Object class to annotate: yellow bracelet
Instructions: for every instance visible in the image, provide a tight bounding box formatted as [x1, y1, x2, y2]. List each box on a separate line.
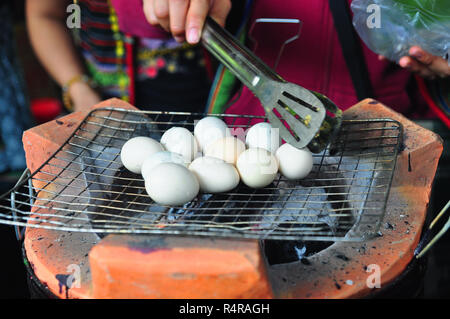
[62, 74, 94, 112]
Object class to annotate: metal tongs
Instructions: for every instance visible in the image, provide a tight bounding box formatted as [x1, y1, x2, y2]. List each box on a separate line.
[201, 16, 342, 152]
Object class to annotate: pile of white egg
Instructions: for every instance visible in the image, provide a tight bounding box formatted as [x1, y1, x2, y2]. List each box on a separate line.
[120, 117, 314, 206]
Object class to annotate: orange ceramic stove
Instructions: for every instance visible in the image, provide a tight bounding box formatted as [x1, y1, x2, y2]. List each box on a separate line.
[3, 98, 443, 298]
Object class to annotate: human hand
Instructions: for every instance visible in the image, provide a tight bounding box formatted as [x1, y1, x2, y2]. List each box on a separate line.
[142, 0, 231, 44]
[379, 46, 450, 80]
[70, 81, 102, 113]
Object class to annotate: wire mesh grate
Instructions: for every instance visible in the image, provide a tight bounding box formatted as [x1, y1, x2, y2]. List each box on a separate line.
[0, 107, 402, 241]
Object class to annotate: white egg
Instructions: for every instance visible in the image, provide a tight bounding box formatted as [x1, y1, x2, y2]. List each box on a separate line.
[245, 122, 281, 154]
[194, 116, 231, 151]
[145, 163, 199, 206]
[160, 127, 198, 162]
[141, 151, 188, 180]
[275, 143, 313, 180]
[120, 136, 164, 174]
[189, 156, 240, 193]
[194, 150, 203, 160]
[236, 148, 279, 189]
[204, 136, 246, 165]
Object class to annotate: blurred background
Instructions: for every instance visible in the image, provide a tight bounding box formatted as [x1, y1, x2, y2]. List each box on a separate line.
[0, 0, 448, 298]
[0, 0, 61, 299]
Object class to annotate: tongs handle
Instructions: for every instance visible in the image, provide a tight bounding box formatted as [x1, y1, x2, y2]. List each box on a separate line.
[201, 16, 282, 92]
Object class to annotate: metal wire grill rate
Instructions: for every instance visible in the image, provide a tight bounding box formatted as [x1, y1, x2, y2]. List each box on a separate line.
[0, 108, 402, 241]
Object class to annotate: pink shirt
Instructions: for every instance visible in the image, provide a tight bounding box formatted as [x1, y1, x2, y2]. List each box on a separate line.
[225, 0, 431, 120]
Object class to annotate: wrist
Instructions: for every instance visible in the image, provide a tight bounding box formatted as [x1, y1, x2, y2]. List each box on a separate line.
[69, 80, 93, 99]
[62, 74, 97, 111]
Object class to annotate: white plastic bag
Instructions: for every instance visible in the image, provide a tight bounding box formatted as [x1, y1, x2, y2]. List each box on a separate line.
[351, 0, 450, 62]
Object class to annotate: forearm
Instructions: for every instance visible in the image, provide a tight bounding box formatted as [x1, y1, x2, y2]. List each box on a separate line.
[26, 0, 101, 112]
[26, 0, 85, 87]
